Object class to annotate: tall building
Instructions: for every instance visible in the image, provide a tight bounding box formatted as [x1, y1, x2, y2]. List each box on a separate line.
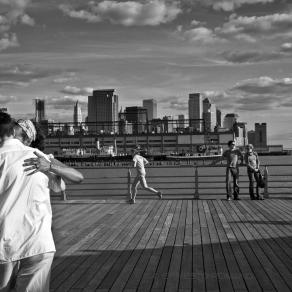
[216, 109, 222, 127]
[178, 114, 185, 131]
[202, 98, 216, 132]
[188, 93, 203, 131]
[162, 115, 174, 133]
[124, 106, 147, 134]
[142, 99, 157, 121]
[73, 100, 82, 126]
[248, 130, 255, 145]
[223, 113, 238, 129]
[35, 99, 45, 122]
[255, 123, 267, 148]
[88, 89, 119, 134]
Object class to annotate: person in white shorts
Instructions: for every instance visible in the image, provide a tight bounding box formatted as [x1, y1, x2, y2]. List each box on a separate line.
[129, 147, 162, 204]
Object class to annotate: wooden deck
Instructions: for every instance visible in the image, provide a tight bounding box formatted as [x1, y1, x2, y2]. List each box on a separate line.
[51, 199, 292, 292]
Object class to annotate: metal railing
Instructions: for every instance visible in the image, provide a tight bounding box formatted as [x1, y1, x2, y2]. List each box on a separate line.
[52, 164, 292, 200]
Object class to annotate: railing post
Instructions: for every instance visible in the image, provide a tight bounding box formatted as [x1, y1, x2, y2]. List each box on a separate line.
[61, 190, 67, 201]
[194, 166, 199, 199]
[127, 168, 132, 199]
[264, 166, 269, 198]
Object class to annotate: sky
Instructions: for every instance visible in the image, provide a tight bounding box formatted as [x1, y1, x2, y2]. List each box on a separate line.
[0, 0, 291, 147]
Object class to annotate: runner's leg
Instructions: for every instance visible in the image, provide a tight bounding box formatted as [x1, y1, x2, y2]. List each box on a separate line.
[131, 175, 140, 201]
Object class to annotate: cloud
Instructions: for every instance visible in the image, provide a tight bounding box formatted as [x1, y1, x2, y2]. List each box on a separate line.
[206, 76, 292, 112]
[159, 96, 188, 111]
[194, 0, 276, 11]
[60, 86, 93, 95]
[0, 33, 18, 51]
[280, 42, 292, 52]
[183, 27, 224, 44]
[46, 95, 87, 111]
[0, 65, 61, 87]
[59, 0, 181, 26]
[0, 0, 34, 51]
[0, 94, 18, 104]
[215, 12, 292, 42]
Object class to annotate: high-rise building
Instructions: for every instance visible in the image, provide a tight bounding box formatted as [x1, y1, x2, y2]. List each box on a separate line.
[73, 100, 82, 126]
[162, 115, 174, 133]
[188, 93, 203, 131]
[202, 98, 216, 132]
[35, 99, 45, 122]
[178, 114, 185, 132]
[88, 89, 119, 134]
[223, 113, 238, 129]
[124, 106, 147, 134]
[248, 130, 255, 145]
[255, 123, 267, 148]
[142, 99, 157, 121]
[216, 109, 222, 127]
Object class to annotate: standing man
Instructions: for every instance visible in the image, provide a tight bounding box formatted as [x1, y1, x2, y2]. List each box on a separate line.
[244, 144, 264, 200]
[0, 113, 83, 292]
[212, 140, 243, 200]
[130, 147, 162, 204]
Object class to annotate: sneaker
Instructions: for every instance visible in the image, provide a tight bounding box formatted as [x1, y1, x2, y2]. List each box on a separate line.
[157, 191, 163, 199]
[129, 198, 135, 204]
[227, 197, 231, 201]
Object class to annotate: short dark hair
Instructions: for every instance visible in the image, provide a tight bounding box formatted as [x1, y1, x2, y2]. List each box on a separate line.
[0, 112, 14, 139]
[228, 140, 235, 146]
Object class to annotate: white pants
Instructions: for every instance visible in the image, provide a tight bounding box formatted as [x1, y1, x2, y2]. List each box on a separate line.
[0, 252, 54, 292]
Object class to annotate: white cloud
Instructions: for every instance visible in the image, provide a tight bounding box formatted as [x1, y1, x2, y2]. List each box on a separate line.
[281, 42, 292, 52]
[0, 33, 18, 52]
[216, 12, 292, 42]
[60, 85, 93, 95]
[46, 95, 87, 110]
[0, 94, 18, 104]
[60, 0, 181, 26]
[183, 27, 224, 44]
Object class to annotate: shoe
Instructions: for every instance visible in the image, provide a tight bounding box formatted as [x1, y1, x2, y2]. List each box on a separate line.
[257, 196, 264, 200]
[157, 191, 163, 199]
[251, 197, 256, 200]
[227, 197, 231, 201]
[129, 198, 135, 204]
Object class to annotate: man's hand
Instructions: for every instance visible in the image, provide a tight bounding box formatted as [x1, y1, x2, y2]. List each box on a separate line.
[23, 151, 50, 175]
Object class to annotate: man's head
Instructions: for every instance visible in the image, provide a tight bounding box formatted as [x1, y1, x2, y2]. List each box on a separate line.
[14, 119, 37, 146]
[246, 144, 254, 153]
[228, 140, 236, 149]
[0, 112, 14, 143]
[131, 145, 141, 156]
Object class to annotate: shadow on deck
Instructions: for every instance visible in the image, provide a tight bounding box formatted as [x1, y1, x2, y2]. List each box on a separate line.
[50, 199, 292, 292]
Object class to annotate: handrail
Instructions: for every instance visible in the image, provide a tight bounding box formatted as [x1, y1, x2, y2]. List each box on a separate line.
[55, 164, 292, 200]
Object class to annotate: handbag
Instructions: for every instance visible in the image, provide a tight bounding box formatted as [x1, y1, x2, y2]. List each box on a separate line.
[257, 169, 265, 188]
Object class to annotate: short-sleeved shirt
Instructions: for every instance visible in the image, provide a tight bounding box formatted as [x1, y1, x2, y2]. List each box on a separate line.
[245, 151, 259, 170]
[0, 138, 55, 262]
[133, 154, 148, 176]
[223, 149, 243, 168]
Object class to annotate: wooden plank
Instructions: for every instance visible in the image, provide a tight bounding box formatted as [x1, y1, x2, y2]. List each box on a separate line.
[124, 201, 177, 291]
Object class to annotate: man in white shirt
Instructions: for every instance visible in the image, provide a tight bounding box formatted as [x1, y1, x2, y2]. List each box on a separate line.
[0, 114, 83, 292]
[130, 147, 162, 204]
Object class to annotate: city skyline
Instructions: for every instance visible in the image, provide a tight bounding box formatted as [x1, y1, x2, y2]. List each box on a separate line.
[0, 0, 291, 146]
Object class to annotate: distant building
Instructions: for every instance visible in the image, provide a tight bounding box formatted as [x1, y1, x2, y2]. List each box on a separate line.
[223, 113, 238, 129]
[216, 109, 222, 127]
[162, 116, 174, 133]
[143, 99, 157, 121]
[188, 93, 203, 131]
[248, 130, 255, 145]
[124, 106, 147, 134]
[178, 114, 185, 132]
[255, 123, 267, 148]
[35, 99, 45, 122]
[73, 100, 82, 126]
[0, 108, 8, 113]
[203, 98, 216, 132]
[88, 89, 119, 134]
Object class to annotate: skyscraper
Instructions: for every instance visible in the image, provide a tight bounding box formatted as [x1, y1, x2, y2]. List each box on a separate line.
[202, 98, 216, 132]
[124, 106, 147, 134]
[35, 99, 45, 122]
[142, 99, 157, 121]
[216, 109, 222, 127]
[88, 89, 119, 134]
[188, 93, 203, 131]
[223, 113, 238, 129]
[73, 100, 82, 126]
[255, 123, 267, 148]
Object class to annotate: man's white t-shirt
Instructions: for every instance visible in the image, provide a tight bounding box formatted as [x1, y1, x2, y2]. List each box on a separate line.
[133, 154, 148, 176]
[0, 138, 55, 262]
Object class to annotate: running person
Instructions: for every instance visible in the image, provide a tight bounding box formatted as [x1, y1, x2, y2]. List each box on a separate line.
[129, 147, 162, 204]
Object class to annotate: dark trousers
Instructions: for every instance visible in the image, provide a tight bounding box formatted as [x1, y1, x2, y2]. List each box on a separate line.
[226, 167, 239, 198]
[247, 170, 260, 199]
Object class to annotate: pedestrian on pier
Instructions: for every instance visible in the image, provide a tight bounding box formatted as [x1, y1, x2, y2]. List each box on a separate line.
[129, 146, 162, 204]
[244, 144, 264, 200]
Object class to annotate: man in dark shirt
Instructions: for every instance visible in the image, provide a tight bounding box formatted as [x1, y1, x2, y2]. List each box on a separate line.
[244, 144, 263, 200]
[212, 140, 243, 200]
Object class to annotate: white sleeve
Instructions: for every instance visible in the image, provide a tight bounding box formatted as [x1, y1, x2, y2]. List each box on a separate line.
[48, 172, 66, 193]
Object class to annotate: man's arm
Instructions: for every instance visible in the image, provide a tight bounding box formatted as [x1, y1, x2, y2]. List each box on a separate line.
[23, 151, 84, 183]
[210, 151, 225, 166]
